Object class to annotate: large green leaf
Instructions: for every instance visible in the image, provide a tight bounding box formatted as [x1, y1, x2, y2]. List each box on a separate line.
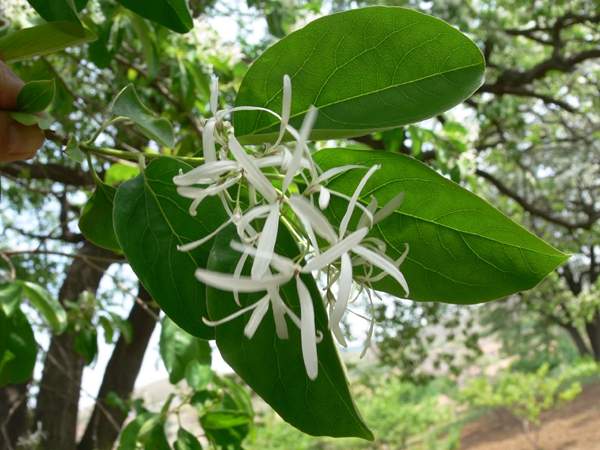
[0, 309, 37, 386]
[174, 428, 203, 450]
[234, 7, 484, 144]
[113, 157, 226, 338]
[0, 21, 96, 63]
[112, 85, 175, 147]
[79, 182, 121, 252]
[314, 148, 568, 303]
[26, 0, 81, 24]
[117, 0, 193, 34]
[159, 317, 211, 384]
[206, 227, 373, 440]
[19, 281, 67, 334]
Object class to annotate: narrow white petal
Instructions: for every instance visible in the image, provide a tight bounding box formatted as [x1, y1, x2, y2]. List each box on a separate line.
[318, 187, 330, 210]
[223, 105, 301, 142]
[302, 228, 369, 273]
[233, 249, 250, 306]
[331, 252, 352, 327]
[228, 135, 277, 202]
[368, 243, 409, 283]
[288, 195, 337, 244]
[255, 154, 284, 169]
[331, 321, 348, 347]
[374, 193, 404, 224]
[316, 164, 365, 185]
[209, 75, 219, 115]
[339, 165, 380, 237]
[173, 160, 238, 186]
[177, 216, 234, 252]
[202, 299, 262, 327]
[329, 189, 376, 223]
[353, 245, 409, 296]
[357, 196, 378, 229]
[296, 277, 318, 380]
[273, 74, 292, 147]
[195, 268, 291, 292]
[244, 296, 270, 338]
[251, 204, 280, 279]
[282, 107, 318, 192]
[268, 286, 289, 339]
[236, 204, 272, 241]
[202, 118, 217, 163]
[230, 241, 296, 275]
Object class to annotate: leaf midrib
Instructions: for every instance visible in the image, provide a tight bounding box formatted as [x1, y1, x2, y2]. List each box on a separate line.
[243, 61, 483, 136]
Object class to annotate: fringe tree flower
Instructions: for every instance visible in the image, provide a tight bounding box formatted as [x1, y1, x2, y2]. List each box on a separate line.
[173, 74, 410, 379]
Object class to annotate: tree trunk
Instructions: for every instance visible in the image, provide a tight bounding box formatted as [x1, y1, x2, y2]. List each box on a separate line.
[0, 383, 28, 450]
[562, 323, 592, 358]
[34, 242, 116, 450]
[78, 286, 159, 450]
[585, 312, 600, 361]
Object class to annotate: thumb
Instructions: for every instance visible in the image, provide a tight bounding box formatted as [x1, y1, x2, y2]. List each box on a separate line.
[0, 112, 45, 162]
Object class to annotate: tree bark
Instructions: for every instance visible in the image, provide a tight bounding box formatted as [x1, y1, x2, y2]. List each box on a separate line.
[34, 242, 117, 450]
[585, 313, 600, 361]
[0, 383, 28, 450]
[77, 286, 159, 450]
[562, 323, 592, 358]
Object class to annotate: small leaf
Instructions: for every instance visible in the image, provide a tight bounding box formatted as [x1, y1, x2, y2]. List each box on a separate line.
[113, 157, 226, 338]
[0, 21, 96, 63]
[9, 111, 54, 129]
[65, 137, 85, 163]
[26, 0, 81, 24]
[185, 361, 212, 391]
[118, 412, 153, 450]
[19, 281, 67, 334]
[17, 79, 55, 113]
[234, 7, 484, 143]
[79, 182, 121, 252]
[117, 0, 193, 33]
[174, 428, 203, 450]
[200, 411, 251, 448]
[0, 282, 23, 316]
[159, 317, 211, 384]
[105, 163, 140, 186]
[0, 308, 37, 387]
[112, 85, 175, 147]
[206, 227, 373, 439]
[314, 148, 568, 303]
[74, 327, 98, 364]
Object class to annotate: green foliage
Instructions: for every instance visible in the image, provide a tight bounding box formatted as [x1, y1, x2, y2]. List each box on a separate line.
[111, 85, 175, 147]
[19, 280, 68, 334]
[206, 227, 373, 440]
[0, 21, 96, 62]
[79, 182, 121, 252]
[315, 148, 567, 303]
[116, 0, 194, 34]
[0, 308, 37, 386]
[461, 360, 600, 425]
[234, 7, 484, 143]
[113, 158, 224, 339]
[26, 0, 81, 24]
[16, 79, 55, 113]
[159, 317, 211, 384]
[174, 428, 203, 450]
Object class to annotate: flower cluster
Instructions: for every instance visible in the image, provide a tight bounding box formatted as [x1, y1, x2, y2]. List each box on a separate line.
[173, 75, 409, 380]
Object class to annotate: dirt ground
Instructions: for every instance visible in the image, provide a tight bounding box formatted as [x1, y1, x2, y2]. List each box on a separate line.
[460, 382, 600, 450]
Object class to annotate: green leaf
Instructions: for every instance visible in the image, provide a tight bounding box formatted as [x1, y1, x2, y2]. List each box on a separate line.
[19, 281, 67, 334]
[9, 112, 40, 126]
[118, 412, 153, 450]
[185, 361, 212, 391]
[74, 327, 98, 364]
[26, 0, 81, 24]
[105, 163, 140, 186]
[314, 148, 568, 303]
[79, 182, 121, 252]
[16, 79, 55, 113]
[65, 137, 85, 163]
[206, 227, 373, 440]
[140, 417, 170, 450]
[0, 309, 37, 387]
[0, 21, 96, 63]
[112, 85, 175, 147]
[234, 7, 484, 144]
[199, 410, 251, 448]
[113, 157, 227, 338]
[117, 0, 193, 33]
[174, 428, 203, 450]
[0, 282, 23, 316]
[159, 317, 211, 384]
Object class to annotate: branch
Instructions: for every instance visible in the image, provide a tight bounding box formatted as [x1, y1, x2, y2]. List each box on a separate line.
[475, 168, 598, 230]
[0, 161, 93, 187]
